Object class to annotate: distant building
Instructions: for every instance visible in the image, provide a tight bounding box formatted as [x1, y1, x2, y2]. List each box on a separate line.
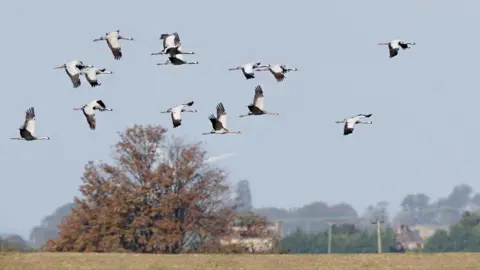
[409, 224, 450, 240]
[395, 224, 424, 251]
[220, 221, 283, 253]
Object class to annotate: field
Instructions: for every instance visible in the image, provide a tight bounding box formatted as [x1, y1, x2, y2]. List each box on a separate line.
[1, 253, 480, 269]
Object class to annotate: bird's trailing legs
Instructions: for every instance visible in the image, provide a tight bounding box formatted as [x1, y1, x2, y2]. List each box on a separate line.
[72, 107, 113, 112]
[202, 130, 241, 135]
[157, 60, 199, 65]
[239, 111, 279, 117]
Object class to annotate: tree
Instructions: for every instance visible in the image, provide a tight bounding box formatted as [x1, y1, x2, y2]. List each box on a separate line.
[424, 211, 480, 252]
[280, 225, 396, 254]
[46, 125, 240, 253]
[471, 193, 480, 208]
[447, 184, 473, 209]
[30, 203, 75, 248]
[234, 180, 252, 212]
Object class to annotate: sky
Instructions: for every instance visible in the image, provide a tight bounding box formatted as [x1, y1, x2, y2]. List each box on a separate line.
[1, 0, 480, 239]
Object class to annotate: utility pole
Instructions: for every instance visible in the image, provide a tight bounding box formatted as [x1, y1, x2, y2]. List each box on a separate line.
[370, 218, 384, 254]
[327, 222, 334, 254]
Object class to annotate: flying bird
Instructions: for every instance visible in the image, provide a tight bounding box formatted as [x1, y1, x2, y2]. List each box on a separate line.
[228, 62, 268, 80]
[151, 32, 195, 56]
[157, 54, 199, 66]
[160, 101, 198, 128]
[93, 30, 134, 60]
[73, 100, 113, 130]
[203, 103, 241, 135]
[54, 60, 93, 88]
[10, 107, 50, 141]
[239, 85, 279, 117]
[256, 64, 298, 82]
[335, 114, 373, 136]
[377, 39, 416, 58]
[80, 67, 113, 87]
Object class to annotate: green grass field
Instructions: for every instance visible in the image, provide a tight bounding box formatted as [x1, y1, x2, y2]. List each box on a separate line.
[1, 252, 480, 269]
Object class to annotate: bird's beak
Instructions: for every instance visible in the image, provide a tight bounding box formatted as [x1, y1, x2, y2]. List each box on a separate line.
[54, 66, 64, 69]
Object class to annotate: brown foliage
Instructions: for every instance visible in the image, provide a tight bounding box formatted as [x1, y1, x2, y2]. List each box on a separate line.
[46, 124, 241, 253]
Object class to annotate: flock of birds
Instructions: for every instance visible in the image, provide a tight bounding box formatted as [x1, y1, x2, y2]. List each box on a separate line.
[8, 30, 416, 141]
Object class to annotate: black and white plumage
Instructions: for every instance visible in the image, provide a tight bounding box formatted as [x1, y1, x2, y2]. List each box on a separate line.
[335, 114, 373, 136]
[73, 100, 113, 130]
[239, 85, 279, 117]
[54, 60, 93, 88]
[203, 103, 241, 135]
[228, 62, 268, 80]
[156, 54, 199, 66]
[93, 30, 134, 60]
[377, 39, 416, 58]
[256, 64, 299, 82]
[160, 101, 198, 128]
[151, 32, 195, 56]
[80, 67, 113, 87]
[10, 107, 50, 141]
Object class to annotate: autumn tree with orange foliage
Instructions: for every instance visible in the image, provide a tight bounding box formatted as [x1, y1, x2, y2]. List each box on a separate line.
[46, 124, 247, 253]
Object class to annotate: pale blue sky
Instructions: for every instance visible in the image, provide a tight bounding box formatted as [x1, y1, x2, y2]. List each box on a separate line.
[1, 0, 480, 238]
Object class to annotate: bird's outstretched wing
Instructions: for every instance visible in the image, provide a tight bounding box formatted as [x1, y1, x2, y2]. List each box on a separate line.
[171, 108, 182, 128]
[96, 100, 107, 109]
[208, 114, 223, 130]
[84, 68, 100, 87]
[173, 32, 181, 46]
[389, 48, 398, 58]
[216, 103, 227, 128]
[86, 114, 96, 130]
[344, 120, 355, 136]
[357, 113, 373, 118]
[253, 85, 265, 110]
[22, 107, 36, 135]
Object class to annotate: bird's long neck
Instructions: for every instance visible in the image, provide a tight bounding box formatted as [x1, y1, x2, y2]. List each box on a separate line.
[72, 107, 84, 110]
[227, 130, 241, 134]
[266, 112, 279, 116]
[239, 113, 251, 118]
[358, 121, 372, 124]
[183, 109, 197, 113]
[35, 136, 50, 140]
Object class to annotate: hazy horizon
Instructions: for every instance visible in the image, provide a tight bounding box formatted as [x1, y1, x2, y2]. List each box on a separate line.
[2, 0, 480, 239]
